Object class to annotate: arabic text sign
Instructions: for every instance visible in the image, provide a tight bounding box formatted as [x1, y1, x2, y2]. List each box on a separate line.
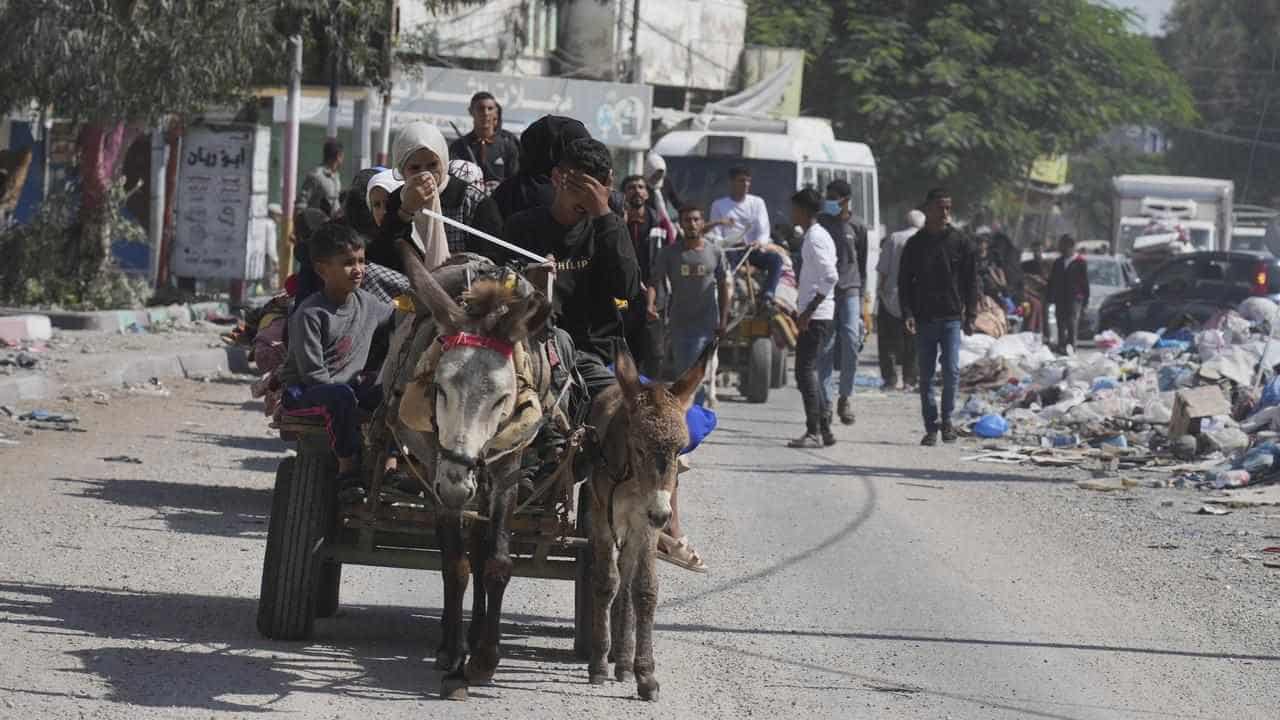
[172, 124, 269, 280]
[392, 68, 653, 150]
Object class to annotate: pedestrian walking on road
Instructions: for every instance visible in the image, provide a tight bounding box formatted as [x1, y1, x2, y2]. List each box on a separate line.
[1047, 233, 1088, 355]
[788, 188, 839, 449]
[448, 91, 521, 191]
[898, 188, 979, 446]
[877, 209, 924, 389]
[655, 205, 730, 402]
[816, 179, 869, 425]
[623, 174, 674, 378]
[298, 139, 343, 218]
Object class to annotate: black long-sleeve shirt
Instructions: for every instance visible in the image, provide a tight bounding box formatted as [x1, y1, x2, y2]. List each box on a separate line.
[449, 129, 521, 184]
[898, 226, 979, 324]
[503, 208, 641, 360]
[1047, 255, 1090, 309]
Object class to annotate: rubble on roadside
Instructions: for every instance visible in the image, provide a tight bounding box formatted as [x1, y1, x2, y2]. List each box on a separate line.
[953, 298, 1280, 499]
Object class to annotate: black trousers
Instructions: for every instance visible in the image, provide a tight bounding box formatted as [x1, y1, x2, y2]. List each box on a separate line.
[795, 319, 835, 434]
[877, 306, 917, 387]
[1055, 302, 1082, 353]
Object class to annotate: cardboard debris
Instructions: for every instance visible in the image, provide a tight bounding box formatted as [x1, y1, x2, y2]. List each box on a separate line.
[1169, 386, 1231, 439]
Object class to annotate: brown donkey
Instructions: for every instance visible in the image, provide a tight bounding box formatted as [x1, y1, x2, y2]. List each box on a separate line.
[586, 341, 715, 701]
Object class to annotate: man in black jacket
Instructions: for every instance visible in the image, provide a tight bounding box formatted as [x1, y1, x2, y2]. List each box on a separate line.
[1046, 233, 1089, 354]
[621, 174, 671, 378]
[449, 92, 520, 190]
[898, 188, 979, 446]
[503, 138, 641, 397]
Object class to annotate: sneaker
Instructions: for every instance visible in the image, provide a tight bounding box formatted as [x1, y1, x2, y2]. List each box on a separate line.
[788, 433, 824, 449]
[920, 431, 938, 447]
[941, 425, 958, 444]
[837, 397, 855, 425]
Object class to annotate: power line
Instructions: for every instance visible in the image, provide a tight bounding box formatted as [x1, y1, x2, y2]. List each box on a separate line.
[1173, 125, 1280, 151]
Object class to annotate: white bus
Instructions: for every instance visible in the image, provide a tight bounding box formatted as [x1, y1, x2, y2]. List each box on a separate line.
[651, 116, 882, 304]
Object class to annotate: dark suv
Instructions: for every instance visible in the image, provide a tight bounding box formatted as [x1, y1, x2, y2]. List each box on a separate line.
[1097, 251, 1280, 335]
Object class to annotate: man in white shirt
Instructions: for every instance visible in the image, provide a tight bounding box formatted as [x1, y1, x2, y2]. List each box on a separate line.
[788, 188, 840, 449]
[876, 209, 925, 389]
[708, 166, 785, 305]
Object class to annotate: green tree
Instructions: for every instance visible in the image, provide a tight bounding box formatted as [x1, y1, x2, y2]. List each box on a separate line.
[747, 1, 1195, 209]
[1162, 0, 1280, 204]
[0, 0, 402, 304]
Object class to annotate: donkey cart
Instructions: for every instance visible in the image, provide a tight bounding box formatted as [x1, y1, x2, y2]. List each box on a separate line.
[254, 411, 595, 659]
[719, 246, 796, 404]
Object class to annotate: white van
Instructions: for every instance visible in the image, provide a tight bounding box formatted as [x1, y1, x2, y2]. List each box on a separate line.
[652, 116, 882, 307]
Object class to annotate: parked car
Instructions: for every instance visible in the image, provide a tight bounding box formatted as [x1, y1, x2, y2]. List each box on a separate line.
[1098, 251, 1280, 335]
[1080, 255, 1141, 337]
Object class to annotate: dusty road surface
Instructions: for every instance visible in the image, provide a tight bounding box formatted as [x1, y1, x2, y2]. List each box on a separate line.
[1, 369, 1277, 719]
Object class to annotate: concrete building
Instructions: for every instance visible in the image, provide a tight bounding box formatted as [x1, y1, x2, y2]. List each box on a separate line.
[403, 0, 748, 103]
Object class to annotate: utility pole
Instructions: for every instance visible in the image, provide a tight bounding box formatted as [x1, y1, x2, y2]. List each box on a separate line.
[327, 0, 341, 140]
[628, 0, 641, 83]
[280, 34, 303, 289]
[148, 124, 168, 289]
[377, 0, 397, 166]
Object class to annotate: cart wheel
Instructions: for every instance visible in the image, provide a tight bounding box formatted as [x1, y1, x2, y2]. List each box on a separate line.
[742, 338, 772, 403]
[314, 562, 342, 619]
[573, 484, 594, 660]
[770, 347, 788, 389]
[256, 443, 337, 640]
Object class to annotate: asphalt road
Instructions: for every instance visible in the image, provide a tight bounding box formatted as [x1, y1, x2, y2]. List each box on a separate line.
[1, 366, 1277, 719]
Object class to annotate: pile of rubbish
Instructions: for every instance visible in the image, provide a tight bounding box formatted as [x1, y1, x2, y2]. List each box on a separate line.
[953, 297, 1280, 492]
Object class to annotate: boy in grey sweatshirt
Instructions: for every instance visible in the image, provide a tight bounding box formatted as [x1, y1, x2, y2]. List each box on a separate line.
[281, 223, 396, 494]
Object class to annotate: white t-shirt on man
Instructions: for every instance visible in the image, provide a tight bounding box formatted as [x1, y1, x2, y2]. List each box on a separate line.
[709, 194, 771, 248]
[798, 222, 839, 321]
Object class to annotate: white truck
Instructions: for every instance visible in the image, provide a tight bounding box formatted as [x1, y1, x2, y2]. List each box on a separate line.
[1111, 175, 1234, 264]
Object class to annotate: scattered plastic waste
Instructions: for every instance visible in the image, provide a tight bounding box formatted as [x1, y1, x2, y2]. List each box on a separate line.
[974, 414, 1009, 438]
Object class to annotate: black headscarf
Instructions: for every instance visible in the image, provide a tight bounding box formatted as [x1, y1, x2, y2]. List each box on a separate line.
[341, 167, 382, 240]
[491, 115, 591, 220]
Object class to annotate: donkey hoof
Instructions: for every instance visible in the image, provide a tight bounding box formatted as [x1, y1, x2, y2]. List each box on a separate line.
[440, 677, 469, 702]
[637, 677, 660, 702]
[589, 673, 609, 686]
[465, 656, 496, 685]
[614, 666, 634, 683]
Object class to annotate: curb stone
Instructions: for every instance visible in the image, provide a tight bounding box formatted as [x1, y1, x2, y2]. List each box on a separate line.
[0, 301, 233, 333]
[0, 346, 249, 407]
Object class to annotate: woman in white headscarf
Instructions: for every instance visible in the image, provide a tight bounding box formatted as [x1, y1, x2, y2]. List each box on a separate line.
[390, 121, 453, 270]
[369, 122, 504, 271]
[644, 150, 679, 230]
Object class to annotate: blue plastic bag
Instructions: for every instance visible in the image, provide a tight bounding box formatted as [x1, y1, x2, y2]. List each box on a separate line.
[974, 414, 1009, 439]
[1256, 377, 1280, 415]
[1091, 377, 1118, 393]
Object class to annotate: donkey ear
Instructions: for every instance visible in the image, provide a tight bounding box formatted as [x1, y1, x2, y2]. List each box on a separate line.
[670, 339, 717, 410]
[399, 241, 463, 332]
[493, 291, 552, 344]
[614, 346, 643, 405]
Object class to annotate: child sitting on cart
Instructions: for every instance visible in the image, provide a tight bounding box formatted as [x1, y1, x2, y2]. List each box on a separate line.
[280, 223, 397, 500]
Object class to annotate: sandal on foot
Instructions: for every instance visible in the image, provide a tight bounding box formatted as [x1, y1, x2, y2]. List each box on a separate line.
[657, 533, 708, 574]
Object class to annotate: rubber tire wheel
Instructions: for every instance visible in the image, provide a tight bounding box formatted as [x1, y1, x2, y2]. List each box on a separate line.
[742, 337, 772, 403]
[314, 562, 342, 619]
[770, 347, 788, 389]
[256, 450, 336, 640]
[573, 483, 594, 660]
